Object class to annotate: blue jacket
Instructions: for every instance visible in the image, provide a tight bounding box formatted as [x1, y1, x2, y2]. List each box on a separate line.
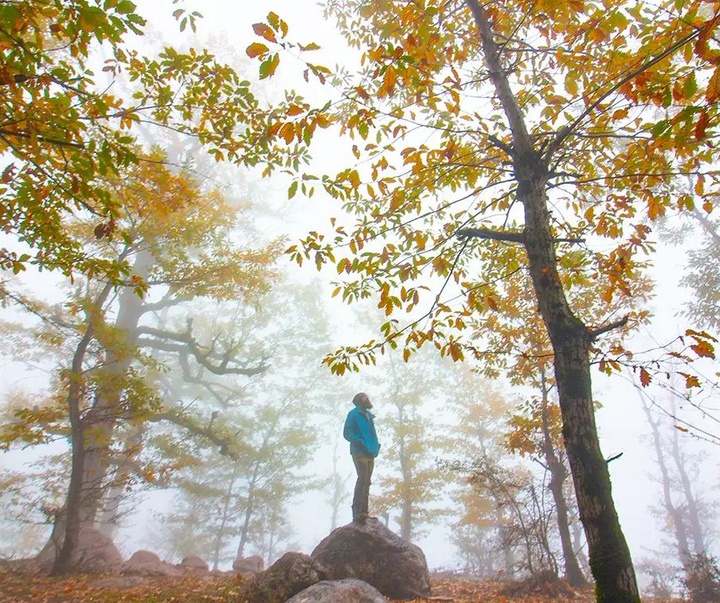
[343, 406, 380, 457]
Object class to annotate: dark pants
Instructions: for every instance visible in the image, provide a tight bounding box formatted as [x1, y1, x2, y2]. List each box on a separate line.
[351, 454, 374, 520]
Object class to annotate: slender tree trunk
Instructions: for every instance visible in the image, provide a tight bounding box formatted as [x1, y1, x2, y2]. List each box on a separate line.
[236, 468, 260, 560]
[465, 3, 641, 601]
[329, 435, 348, 530]
[572, 518, 591, 576]
[638, 389, 692, 568]
[539, 370, 587, 586]
[669, 397, 706, 555]
[212, 465, 239, 571]
[398, 403, 413, 540]
[495, 503, 515, 579]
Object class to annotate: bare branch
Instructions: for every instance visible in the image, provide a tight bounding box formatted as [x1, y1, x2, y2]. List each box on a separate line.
[136, 325, 267, 376]
[457, 226, 525, 244]
[588, 315, 629, 340]
[150, 410, 238, 460]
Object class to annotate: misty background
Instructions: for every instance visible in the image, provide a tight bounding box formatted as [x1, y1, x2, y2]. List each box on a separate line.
[0, 1, 718, 599]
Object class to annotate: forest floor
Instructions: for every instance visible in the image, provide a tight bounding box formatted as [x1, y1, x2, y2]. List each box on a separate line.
[0, 569, 677, 603]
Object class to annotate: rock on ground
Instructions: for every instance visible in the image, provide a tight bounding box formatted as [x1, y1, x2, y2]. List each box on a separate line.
[34, 527, 124, 573]
[233, 554, 264, 573]
[239, 551, 328, 603]
[311, 518, 430, 600]
[286, 579, 387, 603]
[178, 556, 209, 573]
[122, 550, 182, 577]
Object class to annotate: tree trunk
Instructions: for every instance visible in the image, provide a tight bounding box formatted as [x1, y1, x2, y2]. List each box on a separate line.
[540, 370, 587, 586]
[495, 504, 515, 579]
[398, 403, 413, 540]
[669, 397, 706, 555]
[52, 251, 150, 574]
[51, 282, 114, 575]
[236, 466, 260, 560]
[98, 425, 145, 538]
[638, 388, 692, 568]
[213, 464, 239, 571]
[329, 435, 347, 530]
[465, 3, 641, 600]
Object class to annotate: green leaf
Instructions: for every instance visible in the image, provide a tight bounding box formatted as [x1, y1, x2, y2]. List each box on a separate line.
[78, 6, 107, 28]
[116, 0, 136, 15]
[0, 5, 21, 28]
[288, 180, 299, 199]
[259, 53, 280, 79]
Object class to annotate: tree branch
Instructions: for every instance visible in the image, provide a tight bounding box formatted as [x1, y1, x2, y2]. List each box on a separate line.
[588, 315, 629, 340]
[136, 325, 267, 376]
[149, 410, 238, 460]
[457, 226, 526, 244]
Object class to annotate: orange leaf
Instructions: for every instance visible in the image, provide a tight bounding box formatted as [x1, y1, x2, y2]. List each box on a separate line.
[695, 109, 710, 140]
[252, 22, 277, 43]
[246, 42, 268, 58]
[706, 65, 720, 103]
[278, 122, 295, 144]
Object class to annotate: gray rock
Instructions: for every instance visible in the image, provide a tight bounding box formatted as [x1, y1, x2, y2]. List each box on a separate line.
[239, 551, 328, 603]
[178, 555, 209, 572]
[311, 518, 430, 600]
[35, 527, 124, 573]
[122, 550, 182, 577]
[286, 579, 387, 603]
[233, 554, 264, 573]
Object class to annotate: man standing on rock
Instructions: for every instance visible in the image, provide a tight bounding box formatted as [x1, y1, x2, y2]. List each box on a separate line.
[343, 392, 380, 522]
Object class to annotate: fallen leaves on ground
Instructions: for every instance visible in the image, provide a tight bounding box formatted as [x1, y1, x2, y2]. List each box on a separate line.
[0, 572, 243, 603]
[0, 569, 671, 603]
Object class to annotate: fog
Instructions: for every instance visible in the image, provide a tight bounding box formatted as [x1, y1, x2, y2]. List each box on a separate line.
[1, 0, 718, 597]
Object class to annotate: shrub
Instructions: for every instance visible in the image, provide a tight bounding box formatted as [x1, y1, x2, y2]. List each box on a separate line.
[683, 553, 720, 603]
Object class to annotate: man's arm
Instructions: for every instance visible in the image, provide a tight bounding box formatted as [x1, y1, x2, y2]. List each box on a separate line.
[343, 411, 368, 453]
[343, 411, 356, 443]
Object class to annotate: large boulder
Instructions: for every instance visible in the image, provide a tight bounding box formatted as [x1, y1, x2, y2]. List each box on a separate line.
[177, 555, 209, 573]
[239, 552, 328, 603]
[122, 550, 183, 577]
[34, 527, 124, 573]
[286, 579, 387, 603]
[233, 554, 264, 574]
[310, 518, 430, 600]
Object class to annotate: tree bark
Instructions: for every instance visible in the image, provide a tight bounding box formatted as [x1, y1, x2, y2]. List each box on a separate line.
[464, 2, 641, 601]
[52, 251, 149, 574]
[51, 282, 114, 575]
[539, 370, 587, 586]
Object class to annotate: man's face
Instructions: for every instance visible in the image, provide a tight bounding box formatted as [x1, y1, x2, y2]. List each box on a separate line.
[359, 394, 373, 410]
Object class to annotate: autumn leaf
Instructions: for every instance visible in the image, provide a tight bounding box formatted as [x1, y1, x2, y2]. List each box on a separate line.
[639, 367, 652, 387]
[259, 53, 280, 79]
[252, 22, 277, 43]
[246, 42, 268, 58]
